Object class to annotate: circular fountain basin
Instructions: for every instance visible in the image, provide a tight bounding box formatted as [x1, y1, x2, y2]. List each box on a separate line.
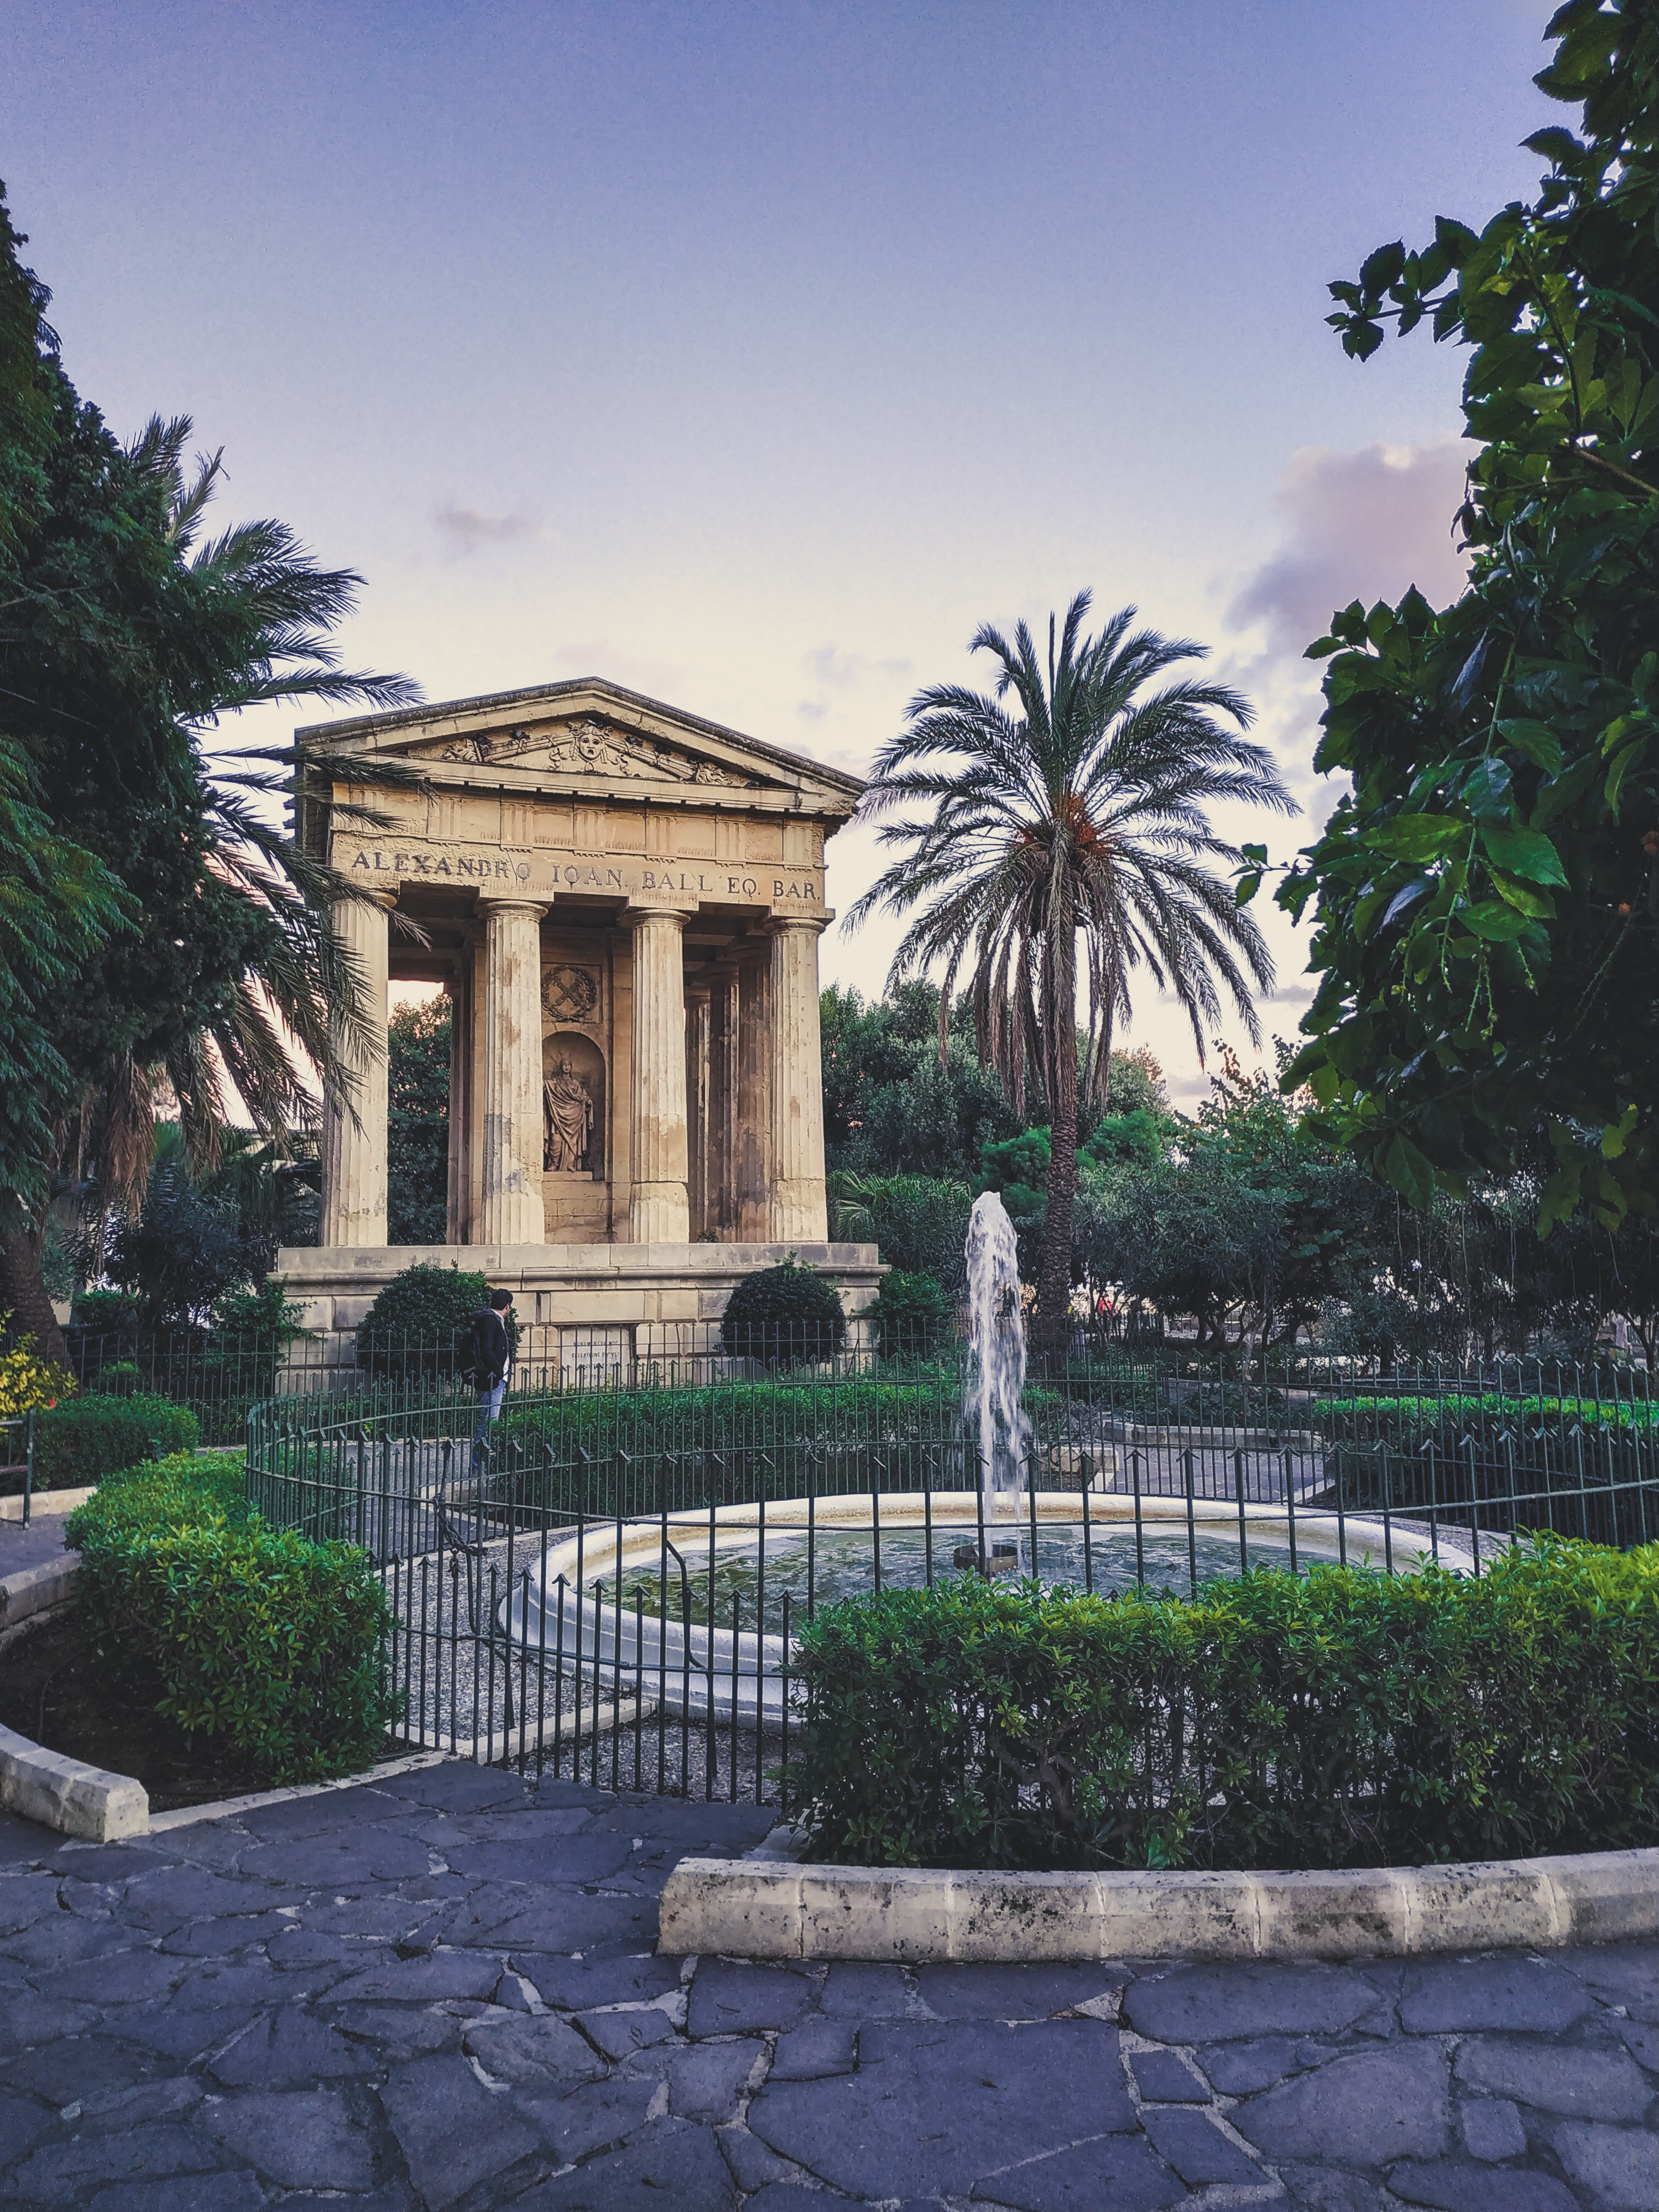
[499, 1490, 1478, 1725]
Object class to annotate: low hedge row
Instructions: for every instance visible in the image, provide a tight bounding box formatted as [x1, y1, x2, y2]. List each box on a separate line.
[32, 1394, 199, 1490]
[66, 1455, 396, 1785]
[784, 1539, 1659, 1872]
[1314, 1392, 1659, 1446]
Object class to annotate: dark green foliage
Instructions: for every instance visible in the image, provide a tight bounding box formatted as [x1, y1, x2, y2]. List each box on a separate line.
[826, 1172, 975, 1288]
[1274, 4, 1659, 1225]
[69, 1289, 139, 1334]
[821, 984, 1021, 1181]
[354, 1260, 512, 1381]
[869, 1271, 954, 1359]
[719, 1259, 848, 1365]
[67, 1453, 395, 1785]
[388, 997, 451, 1246]
[105, 1154, 249, 1327]
[492, 1375, 951, 1519]
[785, 1541, 1659, 1871]
[30, 1392, 197, 1490]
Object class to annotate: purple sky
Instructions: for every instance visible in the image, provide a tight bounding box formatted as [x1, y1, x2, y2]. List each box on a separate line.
[7, 1, 1558, 1101]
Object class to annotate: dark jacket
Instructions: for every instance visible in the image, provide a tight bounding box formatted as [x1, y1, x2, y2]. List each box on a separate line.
[467, 1307, 510, 1386]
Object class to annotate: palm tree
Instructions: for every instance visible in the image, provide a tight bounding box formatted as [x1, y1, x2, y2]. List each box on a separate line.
[2, 413, 420, 1358]
[847, 591, 1296, 1352]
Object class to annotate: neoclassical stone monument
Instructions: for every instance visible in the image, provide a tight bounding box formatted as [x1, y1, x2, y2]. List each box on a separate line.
[275, 678, 883, 1357]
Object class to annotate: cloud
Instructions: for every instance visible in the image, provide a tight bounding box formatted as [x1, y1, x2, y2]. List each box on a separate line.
[802, 643, 912, 691]
[1227, 439, 1472, 661]
[434, 505, 545, 553]
[551, 639, 684, 699]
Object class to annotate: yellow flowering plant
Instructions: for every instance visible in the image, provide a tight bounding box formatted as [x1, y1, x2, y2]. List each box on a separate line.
[0, 1316, 78, 1420]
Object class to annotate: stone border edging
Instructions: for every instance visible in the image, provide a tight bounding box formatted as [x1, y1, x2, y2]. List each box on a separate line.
[0, 1548, 79, 1632]
[0, 1484, 95, 1524]
[0, 1549, 148, 1844]
[657, 1846, 1659, 1963]
[0, 1550, 447, 1844]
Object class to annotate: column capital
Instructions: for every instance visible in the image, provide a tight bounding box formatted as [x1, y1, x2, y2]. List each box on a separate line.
[764, 910, 833, 937]
[476, 893, 549, 919]
[621, 902, 694, 928]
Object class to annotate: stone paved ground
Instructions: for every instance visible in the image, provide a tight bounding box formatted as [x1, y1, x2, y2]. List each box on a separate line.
[0, 1515, 71, 1578]
[0, 1761, 1653, 2210]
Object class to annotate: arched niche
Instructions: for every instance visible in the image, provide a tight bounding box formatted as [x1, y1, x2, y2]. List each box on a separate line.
[542, 1029, 607, 1178]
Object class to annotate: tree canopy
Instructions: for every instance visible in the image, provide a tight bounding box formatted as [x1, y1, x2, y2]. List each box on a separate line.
[1267, 1, 1659, 1233]
[850, 593, 1291, 1348]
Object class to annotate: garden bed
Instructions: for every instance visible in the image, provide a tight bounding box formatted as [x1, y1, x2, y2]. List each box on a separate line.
[0, 1609, 270, 1812]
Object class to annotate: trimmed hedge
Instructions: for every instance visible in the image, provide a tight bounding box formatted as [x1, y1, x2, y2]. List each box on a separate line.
[67, 1455, 396, 1785]
[1314, 1391, 1659, 1446]
[355, 1261, 519, 1383]
[490, 1375, 959, 1516]
[869, 1271, 954, 1360]
[720, 1259, 847, 1365]
[31, 1394, 198, 1491]
[784, 1540, 1659, 1872]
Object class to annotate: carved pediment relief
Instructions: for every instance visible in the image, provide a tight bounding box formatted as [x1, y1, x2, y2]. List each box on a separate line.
[436, 717, 749, 786]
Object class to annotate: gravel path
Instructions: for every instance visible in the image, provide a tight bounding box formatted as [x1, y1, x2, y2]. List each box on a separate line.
[0, 1761, 1653, 2209]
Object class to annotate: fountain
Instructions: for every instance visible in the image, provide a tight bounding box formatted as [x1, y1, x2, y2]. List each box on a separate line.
[494, 1196, 1470, 1734]
[959, 1190, 1032, 1575]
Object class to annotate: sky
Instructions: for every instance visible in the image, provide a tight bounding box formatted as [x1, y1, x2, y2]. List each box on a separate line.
[4, 1, 1563, 1106]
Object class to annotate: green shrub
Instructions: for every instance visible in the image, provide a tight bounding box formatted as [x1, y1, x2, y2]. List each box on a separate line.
[69, 1288, 140, 1333]
[1314, 1391, 1659, 1443]
[67, 1454, 395, 1784]
[31, 1393, 198, 1491]
[354, 1261, 518, 1384]
[784, 1540, 1659, 1872]
[492, 1373, 962, 1517]
[870, 1271, 954, 1360]
[720, 1259, 847, 1366]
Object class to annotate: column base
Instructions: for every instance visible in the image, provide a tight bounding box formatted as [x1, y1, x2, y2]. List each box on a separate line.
[767, 1181, 828, 1243]
[630, 1183, 691, 1243]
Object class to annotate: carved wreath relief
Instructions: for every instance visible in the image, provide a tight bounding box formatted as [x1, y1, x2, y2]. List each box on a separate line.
[542, 965, 599, 1023]
[442, 717, 740, 783]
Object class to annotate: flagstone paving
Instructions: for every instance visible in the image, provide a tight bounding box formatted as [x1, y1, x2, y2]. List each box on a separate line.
[0, 1761, 1653, 2209]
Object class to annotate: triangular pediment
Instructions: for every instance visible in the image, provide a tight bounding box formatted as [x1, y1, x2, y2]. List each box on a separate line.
[407, 713, 754, 788]
[296, 677, 864, 815]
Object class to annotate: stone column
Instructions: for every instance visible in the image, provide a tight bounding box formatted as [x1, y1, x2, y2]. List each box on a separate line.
[707, 962, 741, 1238]
[685, 980, 711, 1241]
[735, 949, 771, 1241]
[319, 892, 393, 1246]
[768, 916, 830, 1243]
[478, 896, 549, 1246]
[445, 956, 472, 1245]
[627, 906, 691, 1243]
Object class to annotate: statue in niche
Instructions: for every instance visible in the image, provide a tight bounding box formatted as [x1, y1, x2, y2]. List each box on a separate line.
[543, 1055, 596, 1173]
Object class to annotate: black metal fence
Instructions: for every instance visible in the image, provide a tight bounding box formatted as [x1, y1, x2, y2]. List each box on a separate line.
[243, 1348, 1659, 1807]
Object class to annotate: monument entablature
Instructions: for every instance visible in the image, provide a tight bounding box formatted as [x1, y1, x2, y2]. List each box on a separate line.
[279, 679, 878, 1357]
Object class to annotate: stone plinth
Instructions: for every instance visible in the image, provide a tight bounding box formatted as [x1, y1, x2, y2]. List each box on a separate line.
[273, 1240, 885, 1385]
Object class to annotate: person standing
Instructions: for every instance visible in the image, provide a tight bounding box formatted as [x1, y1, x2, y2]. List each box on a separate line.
[468, 1287, 514, 1467]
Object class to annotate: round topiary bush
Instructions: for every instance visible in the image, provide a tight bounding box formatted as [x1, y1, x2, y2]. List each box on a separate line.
[869, 1270, 954, 1361]
[354, 1262, 517, 1385]
[719, 1259, 847, 1367]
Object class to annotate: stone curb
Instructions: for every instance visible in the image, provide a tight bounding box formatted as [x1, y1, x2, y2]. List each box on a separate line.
[0, 1548, 79, 1629]
[657, 1847, 1659, 1963]
[0, 1550, 148, 1843]
[0, 1551, 439, 1844]
[0, 1484, 95, 1524]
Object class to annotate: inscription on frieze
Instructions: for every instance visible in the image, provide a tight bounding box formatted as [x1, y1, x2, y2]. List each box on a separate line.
[337, 845, 823, 906]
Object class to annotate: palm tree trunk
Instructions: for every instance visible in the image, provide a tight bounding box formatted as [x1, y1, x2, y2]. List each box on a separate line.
[0, 1228, 68, 1366]
[1034, 933, 1079, 1361]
